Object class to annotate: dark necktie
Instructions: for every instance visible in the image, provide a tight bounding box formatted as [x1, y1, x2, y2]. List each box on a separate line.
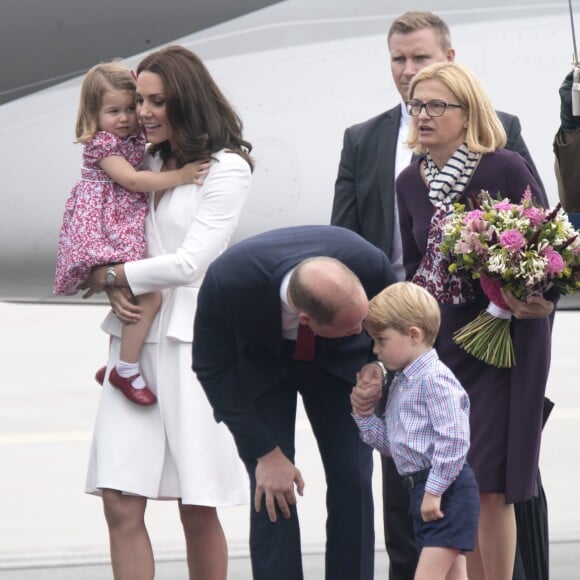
[292, 324, 316, 361]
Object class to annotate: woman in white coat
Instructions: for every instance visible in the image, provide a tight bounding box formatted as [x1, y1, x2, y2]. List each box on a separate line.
[83, 46, 252, 580]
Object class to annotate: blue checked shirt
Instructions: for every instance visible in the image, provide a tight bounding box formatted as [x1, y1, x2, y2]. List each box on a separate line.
[353, 349, 470, 496]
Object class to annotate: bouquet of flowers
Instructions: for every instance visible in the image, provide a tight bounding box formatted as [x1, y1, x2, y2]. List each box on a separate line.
[441, 188, 580, 367]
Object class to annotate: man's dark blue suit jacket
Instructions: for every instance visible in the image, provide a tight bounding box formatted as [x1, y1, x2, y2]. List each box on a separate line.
[193, 225, 396, 463]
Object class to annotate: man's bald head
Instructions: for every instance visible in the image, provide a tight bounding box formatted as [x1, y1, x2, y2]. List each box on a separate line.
[288, 257, 368, 337]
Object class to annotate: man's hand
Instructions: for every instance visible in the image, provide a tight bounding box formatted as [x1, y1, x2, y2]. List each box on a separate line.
[350, 363, 383, 416]
[421, 491, 444, 522]
[255, 447, 305, 523]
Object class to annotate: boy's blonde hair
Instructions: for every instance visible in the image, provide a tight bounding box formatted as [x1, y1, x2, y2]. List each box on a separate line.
[75, 61, 136, 144]
[365, 282, 441, 346]
[406, 61, 507, 154]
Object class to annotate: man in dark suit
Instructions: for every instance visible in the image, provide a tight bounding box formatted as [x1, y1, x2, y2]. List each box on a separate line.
[331, 11, 548, 580]
[192, 225, 396, 580]
[554, 69, 580, 216]
[332, 11, 544, 278]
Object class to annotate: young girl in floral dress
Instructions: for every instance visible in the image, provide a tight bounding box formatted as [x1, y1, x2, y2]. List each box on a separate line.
[54, 62, 208, 405]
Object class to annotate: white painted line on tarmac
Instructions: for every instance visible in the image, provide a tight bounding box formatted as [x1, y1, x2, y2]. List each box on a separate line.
[0, 431, 92, 445]
[1, 406, 578, 446]
[550, 407, 580, 419]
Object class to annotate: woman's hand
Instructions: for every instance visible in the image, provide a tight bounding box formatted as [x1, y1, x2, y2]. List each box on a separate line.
[105, 286, 142, 324]
[82, 265, 108, 298]
[500, 288, 554, 319]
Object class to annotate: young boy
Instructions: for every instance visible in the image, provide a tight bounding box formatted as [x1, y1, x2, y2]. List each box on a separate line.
[352, 282, 479, 580]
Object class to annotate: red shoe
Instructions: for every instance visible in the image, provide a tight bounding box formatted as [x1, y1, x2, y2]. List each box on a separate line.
[109, 367, 157, 406]
[95, 366, 106, 386]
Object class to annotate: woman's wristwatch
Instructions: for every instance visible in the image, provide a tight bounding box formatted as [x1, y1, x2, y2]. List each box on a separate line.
[105, 266, 117, 286]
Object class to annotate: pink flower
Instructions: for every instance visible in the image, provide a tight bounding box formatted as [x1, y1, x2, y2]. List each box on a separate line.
[543, 248, 565, 274]
[466, 209, 484, 221]
[464, 211, 492, 240]
[499, 229, 526, 251]
[458, 232, 487, 256]
[521, 185, 533, 203]
[523, 206, 545, 227]
[493, 201, 514, 211]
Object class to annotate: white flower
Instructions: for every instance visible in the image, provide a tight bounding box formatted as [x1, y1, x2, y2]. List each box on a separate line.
[487, 252, 509, 275]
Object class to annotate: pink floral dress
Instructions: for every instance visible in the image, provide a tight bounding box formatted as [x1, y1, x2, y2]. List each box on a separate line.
[54, 131, 149, 295]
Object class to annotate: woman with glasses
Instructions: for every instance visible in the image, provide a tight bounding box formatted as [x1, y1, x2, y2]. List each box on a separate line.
[396, 62, 555, 580]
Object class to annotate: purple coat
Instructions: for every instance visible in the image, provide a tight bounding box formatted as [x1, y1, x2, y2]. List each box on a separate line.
[396, 149, 553, 503]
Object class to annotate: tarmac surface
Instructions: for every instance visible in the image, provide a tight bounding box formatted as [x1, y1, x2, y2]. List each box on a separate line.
[0, 302, 578, 578]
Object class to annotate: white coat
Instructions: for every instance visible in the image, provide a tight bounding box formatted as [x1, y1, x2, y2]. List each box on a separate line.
[85, 149, 250, 505]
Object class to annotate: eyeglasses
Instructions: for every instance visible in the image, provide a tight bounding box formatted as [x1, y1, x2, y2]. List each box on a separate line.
[405, 99, 464, 118]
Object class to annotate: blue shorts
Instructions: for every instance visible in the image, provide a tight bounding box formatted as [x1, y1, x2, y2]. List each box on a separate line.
[408, 464, 480, 552]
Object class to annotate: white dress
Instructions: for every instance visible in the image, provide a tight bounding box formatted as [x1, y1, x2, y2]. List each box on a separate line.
[85, 149, 250, 505]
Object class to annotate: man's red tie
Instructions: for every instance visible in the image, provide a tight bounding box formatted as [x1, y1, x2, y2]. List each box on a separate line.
[292, 324, 316, 361]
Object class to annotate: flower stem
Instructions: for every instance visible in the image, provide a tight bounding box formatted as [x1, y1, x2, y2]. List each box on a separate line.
[453, 311, 515, 368]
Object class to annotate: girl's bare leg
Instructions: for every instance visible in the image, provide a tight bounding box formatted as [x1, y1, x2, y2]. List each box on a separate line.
[102, 489, 154, 580]
[179, 502, 228, 580]
[119, 291, 161, 363]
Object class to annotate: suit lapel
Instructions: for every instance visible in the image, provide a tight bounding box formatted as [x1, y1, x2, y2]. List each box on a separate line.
[377, 105, 402, 259]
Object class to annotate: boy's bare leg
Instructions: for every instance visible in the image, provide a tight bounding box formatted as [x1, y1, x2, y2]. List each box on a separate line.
[446, 553, 468, 580]
[415, 547, 464, 580]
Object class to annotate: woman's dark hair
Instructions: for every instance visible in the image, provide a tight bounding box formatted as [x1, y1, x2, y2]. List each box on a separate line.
[137, 45, 254, 170]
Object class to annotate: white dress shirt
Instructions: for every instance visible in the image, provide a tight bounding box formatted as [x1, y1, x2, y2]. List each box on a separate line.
[391, 103, 414, 281]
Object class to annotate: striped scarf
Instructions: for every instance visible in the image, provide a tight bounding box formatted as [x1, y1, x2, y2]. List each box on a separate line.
[424, 143, 480, 213]
[410, 143, 480, 305]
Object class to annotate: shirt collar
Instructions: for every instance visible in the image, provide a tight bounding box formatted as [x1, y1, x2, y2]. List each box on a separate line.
[279, 268, 295, 313]
[399, 101, 411, 125]
[280, 268, 300, 338]
[398, 348, 439, 382]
